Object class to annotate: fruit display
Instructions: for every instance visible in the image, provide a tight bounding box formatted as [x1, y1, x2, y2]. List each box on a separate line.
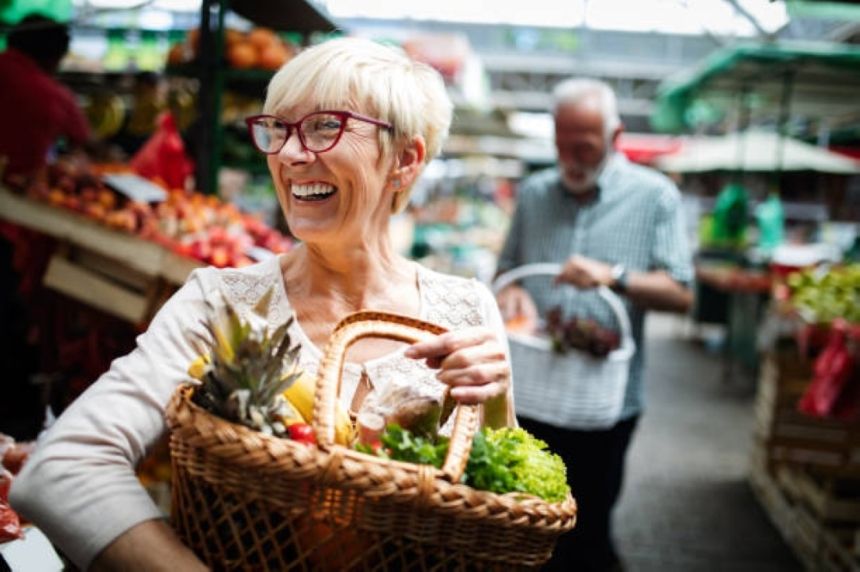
[167, 26, 297, 71]
[545, 306, 622, 358]
[19, 159, 293, 268]
[785, 264, 860, 325]
[1, 435, 33, 544]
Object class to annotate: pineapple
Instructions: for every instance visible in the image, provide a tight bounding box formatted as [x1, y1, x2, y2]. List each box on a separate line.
[191, 286, 303, 438]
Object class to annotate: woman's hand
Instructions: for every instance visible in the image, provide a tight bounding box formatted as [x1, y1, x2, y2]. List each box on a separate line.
[404, 327, 510, 404]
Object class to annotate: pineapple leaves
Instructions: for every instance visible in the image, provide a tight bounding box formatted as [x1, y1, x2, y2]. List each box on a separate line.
[191, 286, 303, 438]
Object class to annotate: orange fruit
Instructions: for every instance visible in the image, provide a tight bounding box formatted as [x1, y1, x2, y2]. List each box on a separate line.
[227, 41, 257, 69]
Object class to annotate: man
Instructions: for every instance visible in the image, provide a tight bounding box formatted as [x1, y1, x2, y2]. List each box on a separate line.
[0, 15, 91, 180]
[495, 78, 693, 571]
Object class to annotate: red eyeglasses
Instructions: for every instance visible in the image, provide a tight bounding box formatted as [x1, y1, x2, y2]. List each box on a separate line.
[245, 110, 393, 155]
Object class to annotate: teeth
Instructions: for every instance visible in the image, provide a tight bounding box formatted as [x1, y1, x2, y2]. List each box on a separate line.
[292, 183, 336, 198]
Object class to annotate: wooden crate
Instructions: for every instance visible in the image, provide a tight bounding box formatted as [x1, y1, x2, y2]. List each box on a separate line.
[820, 529, 860, 572]
[751, 442, 860, 571]
[755, 349, 860, 475]
[1, 188, 203, 325]
[750, 444, 818, 569]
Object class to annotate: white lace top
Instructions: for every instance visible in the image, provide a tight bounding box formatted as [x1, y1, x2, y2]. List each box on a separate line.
[10, 256, 512, 570]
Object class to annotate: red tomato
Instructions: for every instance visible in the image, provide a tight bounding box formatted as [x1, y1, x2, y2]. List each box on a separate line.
[288, 423, 316, 445]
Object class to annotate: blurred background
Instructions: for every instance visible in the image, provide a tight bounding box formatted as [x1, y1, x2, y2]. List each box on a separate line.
[0, 0, 859, 570]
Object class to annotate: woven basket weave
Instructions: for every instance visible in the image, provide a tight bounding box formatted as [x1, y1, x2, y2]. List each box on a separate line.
[492, 263, 636, 429]
[166, 310, 577, 571]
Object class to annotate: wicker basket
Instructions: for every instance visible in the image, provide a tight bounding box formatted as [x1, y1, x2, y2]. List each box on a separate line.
[492, 263, 636, 429]
[166, 310, 577, 571]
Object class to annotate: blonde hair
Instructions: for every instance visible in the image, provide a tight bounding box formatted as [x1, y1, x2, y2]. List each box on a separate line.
[264, 37, 453, 212]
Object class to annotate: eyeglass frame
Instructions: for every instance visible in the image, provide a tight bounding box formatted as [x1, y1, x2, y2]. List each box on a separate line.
[245, 110, 394, 155]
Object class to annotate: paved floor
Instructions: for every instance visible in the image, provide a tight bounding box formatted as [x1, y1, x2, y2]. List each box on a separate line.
[614, 314, 801, 572]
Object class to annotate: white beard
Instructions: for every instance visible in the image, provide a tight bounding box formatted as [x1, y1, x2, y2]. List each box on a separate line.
[562, 151, 612, 194]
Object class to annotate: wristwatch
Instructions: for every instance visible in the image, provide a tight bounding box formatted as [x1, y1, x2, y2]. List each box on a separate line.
[610, 264, 629, 294]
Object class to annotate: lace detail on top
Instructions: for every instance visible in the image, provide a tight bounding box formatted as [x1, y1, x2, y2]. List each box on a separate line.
[207, 259, 490, 431]
[219, 268, 290, 328]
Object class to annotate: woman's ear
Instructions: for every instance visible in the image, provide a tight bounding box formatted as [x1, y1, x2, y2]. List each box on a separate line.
[390, 135, 426, 190]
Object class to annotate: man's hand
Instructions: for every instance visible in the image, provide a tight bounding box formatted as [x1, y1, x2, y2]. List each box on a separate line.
[555, 255, 693, 312]
[556, 255, 613, 289]
[495, 284, 539, 327]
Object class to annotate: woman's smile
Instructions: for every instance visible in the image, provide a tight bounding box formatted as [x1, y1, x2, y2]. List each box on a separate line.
[291, 182, 338, 203]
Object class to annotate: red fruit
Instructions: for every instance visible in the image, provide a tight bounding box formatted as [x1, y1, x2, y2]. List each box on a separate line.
[0, 470, 11, 502]
[288, 423, 316, 445]
[2, 445, 30, 475]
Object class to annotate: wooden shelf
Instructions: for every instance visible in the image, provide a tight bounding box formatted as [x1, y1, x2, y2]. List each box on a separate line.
[0, 188, 202, 286]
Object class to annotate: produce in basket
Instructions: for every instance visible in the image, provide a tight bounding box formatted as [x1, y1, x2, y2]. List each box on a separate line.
[168, 311, 577, 570]
[545, 306, 621, 357]
[188, 286, 351, 443]
[357, 424, 571, 503]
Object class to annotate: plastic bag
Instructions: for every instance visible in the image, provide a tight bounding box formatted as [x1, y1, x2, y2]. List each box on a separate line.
[797, 320, 858, 420]
[709, 182, 749, 247]
[129, 112, 194, 190]
[755, 193, 784, 253]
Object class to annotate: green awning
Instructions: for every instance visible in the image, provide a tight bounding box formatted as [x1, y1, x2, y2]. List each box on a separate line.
[651, 42, 860, 133]
[0, 0, 71, 25]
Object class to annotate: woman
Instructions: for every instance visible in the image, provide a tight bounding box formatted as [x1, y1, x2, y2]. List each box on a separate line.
[11, 37, 513, 570]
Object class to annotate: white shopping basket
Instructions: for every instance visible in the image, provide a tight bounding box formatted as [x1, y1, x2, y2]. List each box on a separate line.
[493, 263, 636, 429]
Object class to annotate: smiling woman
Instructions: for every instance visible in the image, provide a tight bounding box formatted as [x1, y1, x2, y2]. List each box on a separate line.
[9, 37, 516, 571]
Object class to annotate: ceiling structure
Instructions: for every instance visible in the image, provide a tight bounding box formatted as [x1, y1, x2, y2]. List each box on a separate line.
[341, 2, 860, 138]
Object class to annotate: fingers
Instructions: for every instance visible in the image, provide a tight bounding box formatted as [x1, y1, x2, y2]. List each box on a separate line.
[437, 360, 509, 396]
[404, 327, 496, 361]
[404, 327, 511, 405]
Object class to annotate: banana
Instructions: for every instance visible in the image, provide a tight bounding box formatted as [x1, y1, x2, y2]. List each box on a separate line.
[187, 354, 210, 380]
[282, 373, 353, 445]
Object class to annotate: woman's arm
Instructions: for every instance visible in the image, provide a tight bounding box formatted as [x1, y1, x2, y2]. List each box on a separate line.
[10, 270, 213, 570]
[89, 520, 207, 572]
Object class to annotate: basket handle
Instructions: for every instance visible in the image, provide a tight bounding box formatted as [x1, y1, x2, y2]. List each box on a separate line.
[312, 310, 480, 482]
[491, 263, 635, 352]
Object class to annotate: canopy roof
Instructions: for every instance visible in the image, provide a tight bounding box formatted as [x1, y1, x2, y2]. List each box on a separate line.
[651, 42, 860, 134]
[655, 130, 860, 174]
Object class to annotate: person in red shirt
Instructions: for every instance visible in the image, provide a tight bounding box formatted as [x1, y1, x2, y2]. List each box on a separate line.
[0, 15, 91, 180]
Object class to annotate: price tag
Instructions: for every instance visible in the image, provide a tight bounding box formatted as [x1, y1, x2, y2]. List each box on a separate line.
[102, 173, 168, 203]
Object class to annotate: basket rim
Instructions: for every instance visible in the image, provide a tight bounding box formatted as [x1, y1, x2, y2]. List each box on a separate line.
[167, 383, 578, 512]
[492, 263, 636, 359]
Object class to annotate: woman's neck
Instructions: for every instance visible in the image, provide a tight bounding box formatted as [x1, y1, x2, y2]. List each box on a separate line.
[284, 242, 415, 312]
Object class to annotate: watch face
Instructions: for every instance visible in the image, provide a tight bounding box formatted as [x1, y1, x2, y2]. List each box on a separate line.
[611, 264, 628, 291]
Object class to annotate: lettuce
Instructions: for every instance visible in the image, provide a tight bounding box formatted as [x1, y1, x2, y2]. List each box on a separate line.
[359, 425, 570, 503]
[464, 427, 570, 503]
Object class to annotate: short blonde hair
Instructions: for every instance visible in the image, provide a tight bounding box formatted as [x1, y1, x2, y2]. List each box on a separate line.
[264, 37, 452, 212]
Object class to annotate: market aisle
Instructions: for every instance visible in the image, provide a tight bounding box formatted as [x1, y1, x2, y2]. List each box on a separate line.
[614, 314, 801, 571]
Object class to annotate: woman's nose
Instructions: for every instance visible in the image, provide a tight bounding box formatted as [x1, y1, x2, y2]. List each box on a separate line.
[277, 132, 313, 163]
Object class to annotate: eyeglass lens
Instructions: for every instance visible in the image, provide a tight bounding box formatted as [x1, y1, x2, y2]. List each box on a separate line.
[250, 112, 346, 154]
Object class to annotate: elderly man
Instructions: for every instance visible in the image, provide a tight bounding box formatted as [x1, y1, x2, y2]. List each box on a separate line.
[496, 78, 693, 571]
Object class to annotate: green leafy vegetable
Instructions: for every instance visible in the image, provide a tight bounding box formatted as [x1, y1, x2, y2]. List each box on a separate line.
[465, 427, 570, 503]
[355, 424, 449, 468]
[355, 424, 570, 503]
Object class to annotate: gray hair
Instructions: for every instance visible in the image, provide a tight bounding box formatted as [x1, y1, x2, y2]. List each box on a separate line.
[552, 78, 621, 141]
[264, 37, 453, 213]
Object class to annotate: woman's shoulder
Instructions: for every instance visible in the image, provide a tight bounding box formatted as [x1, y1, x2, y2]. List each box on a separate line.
[417, 265, 493, 329]
[187, 256, 291, 322]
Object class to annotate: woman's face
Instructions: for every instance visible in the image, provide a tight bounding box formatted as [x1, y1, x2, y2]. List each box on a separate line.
[266, 102, 396, 247]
